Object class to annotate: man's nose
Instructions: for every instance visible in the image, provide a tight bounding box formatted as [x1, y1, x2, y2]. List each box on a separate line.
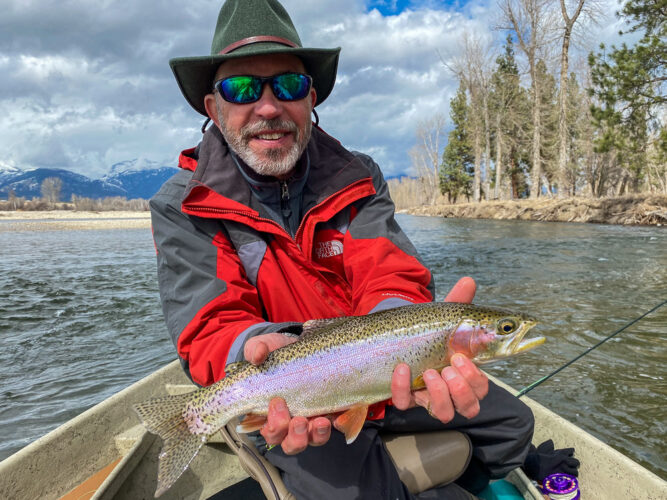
[254, 84, 282, 119]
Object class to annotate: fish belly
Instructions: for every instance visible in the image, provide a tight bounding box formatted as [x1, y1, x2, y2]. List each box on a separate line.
[245, 327, 448, 417]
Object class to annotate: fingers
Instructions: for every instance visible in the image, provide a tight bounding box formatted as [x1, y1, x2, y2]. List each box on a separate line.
[415, 355, 489, 423]
[261, 398, 291, 445]
[244, 333, 298, 365]
[260, 398, 332, 455]
[245, 338, 270, 365]
[280, 417, 310, 455]
[420, 369, 455, 423]
[440, 366, 480, 419]
[308, 417, 332, 447]
[450, 353, 488, 400]
[444, 277, 476, 304]
[390, 363, 414, 410]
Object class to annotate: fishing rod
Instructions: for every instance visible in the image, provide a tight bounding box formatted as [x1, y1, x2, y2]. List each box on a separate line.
[516, 298, 667, 398]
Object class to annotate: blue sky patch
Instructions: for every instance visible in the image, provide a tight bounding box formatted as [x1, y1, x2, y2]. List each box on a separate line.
[367, 1, 459, 16]
[366, 0, 413, 15]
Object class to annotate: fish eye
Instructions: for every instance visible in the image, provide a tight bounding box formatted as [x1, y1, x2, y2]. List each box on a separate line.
[498, 318, 517, 335]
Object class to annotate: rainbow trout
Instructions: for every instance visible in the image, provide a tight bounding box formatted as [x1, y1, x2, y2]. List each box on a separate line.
[135, 302, 544, 496]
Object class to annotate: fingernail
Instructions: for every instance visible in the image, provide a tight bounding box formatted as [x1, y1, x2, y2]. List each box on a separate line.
[423, 370, 437, 381]
[397, 365, 408, 376]
[316, 425, 328, 435]
[452, 354, 465, 368]
[275, 401, 287, 413]
[443, 367, 457, 381]
[294, 421, 307, 434]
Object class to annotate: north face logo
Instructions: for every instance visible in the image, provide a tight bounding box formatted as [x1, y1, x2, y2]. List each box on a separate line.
[315, 240, 343, 259]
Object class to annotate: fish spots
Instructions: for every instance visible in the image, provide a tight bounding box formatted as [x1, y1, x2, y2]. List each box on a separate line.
[183, 404, 214, 435]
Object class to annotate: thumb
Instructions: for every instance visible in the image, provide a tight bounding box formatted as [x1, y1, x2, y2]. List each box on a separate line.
[244, 333, 298, 365]
[444, 277, 476, 303]
[244, 337, 270, 365]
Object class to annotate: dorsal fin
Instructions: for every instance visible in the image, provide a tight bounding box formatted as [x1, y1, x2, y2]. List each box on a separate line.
[224, 362, 246, 376]
[301, 317, 348, 337]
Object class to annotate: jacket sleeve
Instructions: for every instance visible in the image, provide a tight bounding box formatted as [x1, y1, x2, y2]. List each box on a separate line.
[150, 170, 299, 387]
[343, 153, 434, 315]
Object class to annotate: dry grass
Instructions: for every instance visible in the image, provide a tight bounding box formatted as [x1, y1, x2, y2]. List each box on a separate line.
[403, 194, 667, 226]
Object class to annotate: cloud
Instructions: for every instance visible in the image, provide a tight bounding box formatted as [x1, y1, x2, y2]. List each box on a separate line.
[0, 0, 627, 179]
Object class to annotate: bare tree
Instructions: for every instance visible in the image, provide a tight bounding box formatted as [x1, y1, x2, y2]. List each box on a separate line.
[387, 177, 426, 209]
[499, 0, 558, 198]
[409, 114, 446, 205]
[556, 0, 603, 197]
[41, 177, 63, 203]
[440, 33, 495, 202]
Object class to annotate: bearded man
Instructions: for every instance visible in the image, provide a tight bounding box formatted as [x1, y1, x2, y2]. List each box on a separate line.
[150, 0, 535, 498]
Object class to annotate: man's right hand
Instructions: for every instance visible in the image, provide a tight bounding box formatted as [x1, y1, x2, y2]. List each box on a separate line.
[243, 332, 298, 364]
[243, 333, 333, 454]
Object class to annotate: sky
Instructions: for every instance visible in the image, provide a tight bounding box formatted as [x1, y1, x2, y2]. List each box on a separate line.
[0, 0, 628, 179]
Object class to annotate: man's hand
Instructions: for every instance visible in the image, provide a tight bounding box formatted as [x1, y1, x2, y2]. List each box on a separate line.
[260, 398, 332, 454]
[391, 276, 489, 422]
[243, 333, 298, 365]
[244, 333, 332, 454]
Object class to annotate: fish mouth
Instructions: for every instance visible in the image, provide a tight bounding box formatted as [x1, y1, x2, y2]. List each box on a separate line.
[504, 319, 544, 356]
[514, 335, 546, 353]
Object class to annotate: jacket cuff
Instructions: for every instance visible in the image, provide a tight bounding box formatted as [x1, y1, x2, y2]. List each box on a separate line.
[226, 321, 302, 364]
[368, 297, 415, 314]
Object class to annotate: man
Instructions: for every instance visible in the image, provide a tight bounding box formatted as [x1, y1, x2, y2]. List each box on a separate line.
[151, 0, 534, 498]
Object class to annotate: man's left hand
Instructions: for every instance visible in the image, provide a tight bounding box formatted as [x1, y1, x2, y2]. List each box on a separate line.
[390, 276, 489, 422]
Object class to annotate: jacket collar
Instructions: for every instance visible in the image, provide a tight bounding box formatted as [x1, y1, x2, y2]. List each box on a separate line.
[181, 125, 375, 219]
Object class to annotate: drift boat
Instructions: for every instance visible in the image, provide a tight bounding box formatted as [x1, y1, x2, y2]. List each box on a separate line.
[0, 360, 664, 499]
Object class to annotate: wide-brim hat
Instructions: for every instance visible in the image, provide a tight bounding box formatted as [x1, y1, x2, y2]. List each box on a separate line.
[170, 0, 341, 116]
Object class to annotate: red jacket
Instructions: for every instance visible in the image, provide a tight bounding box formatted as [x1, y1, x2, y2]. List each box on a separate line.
[150, 126, 433, 417]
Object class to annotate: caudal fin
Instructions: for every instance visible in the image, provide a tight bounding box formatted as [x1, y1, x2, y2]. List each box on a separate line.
[134, 393, 206, 497]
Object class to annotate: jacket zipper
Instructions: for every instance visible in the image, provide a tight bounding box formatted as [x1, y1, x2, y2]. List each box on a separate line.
[185, 178, 374, 252]
[280, 180, 292, 221]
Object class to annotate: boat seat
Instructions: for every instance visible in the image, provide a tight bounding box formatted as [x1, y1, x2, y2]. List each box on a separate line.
[219, 418, 472, 500]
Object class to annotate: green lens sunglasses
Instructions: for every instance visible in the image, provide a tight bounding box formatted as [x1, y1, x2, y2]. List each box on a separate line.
[214, 73, 313, 104]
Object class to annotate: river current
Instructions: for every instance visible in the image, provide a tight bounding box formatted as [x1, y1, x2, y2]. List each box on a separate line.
[0, 215, 665, 478]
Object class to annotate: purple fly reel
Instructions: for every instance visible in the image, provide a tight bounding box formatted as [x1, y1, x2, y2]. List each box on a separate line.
[542, 473, 580, 499]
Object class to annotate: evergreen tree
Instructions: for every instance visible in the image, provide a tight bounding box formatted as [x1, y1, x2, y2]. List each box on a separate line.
[440, 84, 474, 203]
[564, 72, 589, 194]
[534, 59, 560, 194]
[588, 0, 665, 193]
[489, 35, 526, 199]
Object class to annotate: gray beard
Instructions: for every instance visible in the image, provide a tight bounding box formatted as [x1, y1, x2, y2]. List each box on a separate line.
[217, 107, 311, 177]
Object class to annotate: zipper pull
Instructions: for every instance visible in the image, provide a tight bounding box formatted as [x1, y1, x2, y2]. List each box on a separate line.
[280, 180, 292, 219]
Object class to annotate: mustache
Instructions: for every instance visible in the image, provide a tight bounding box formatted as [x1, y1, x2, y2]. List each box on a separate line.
[241, 119, 299, 141]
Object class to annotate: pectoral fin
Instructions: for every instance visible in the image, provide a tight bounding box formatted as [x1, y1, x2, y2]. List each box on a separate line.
[333, 404, 369, 444]
[412, 363, 447, 390]
[236, 413, 267, 433]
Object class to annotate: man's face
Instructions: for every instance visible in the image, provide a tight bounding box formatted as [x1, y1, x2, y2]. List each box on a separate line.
[204, 54, 317, 178]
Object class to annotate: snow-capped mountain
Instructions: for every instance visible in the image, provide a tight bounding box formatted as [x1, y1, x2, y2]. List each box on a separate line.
[102, 159, 178, 199]
[0, 163, 23, 185]
[0, 162, 178, 201]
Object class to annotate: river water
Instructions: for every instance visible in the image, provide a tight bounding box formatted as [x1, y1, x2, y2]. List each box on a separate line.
[0, 215, 665, 478]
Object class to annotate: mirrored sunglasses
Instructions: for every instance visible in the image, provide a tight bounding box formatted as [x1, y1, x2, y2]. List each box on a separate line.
[214, 73, 313, 104]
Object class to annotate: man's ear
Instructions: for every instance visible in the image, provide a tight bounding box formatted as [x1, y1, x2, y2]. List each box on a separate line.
[310, 88, 317, 109]
[204, 94, 222, 129]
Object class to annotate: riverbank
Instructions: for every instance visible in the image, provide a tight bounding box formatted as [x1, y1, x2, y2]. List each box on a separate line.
[403, 194, 667, 226]
[2, 194, 667, 230]
[0, 210, 151, 232]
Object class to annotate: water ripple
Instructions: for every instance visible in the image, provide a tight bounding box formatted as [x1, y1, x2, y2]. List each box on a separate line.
[1, 218, 665, 479]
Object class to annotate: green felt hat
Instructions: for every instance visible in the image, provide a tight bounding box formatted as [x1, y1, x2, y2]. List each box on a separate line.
[170, 0, 341, 116]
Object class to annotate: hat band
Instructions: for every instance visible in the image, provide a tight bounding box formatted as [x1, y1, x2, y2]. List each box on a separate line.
[219, 36, 299, 55]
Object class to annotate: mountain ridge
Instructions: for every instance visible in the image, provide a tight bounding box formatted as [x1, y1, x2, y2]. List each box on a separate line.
[0, 165, 179, 200]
